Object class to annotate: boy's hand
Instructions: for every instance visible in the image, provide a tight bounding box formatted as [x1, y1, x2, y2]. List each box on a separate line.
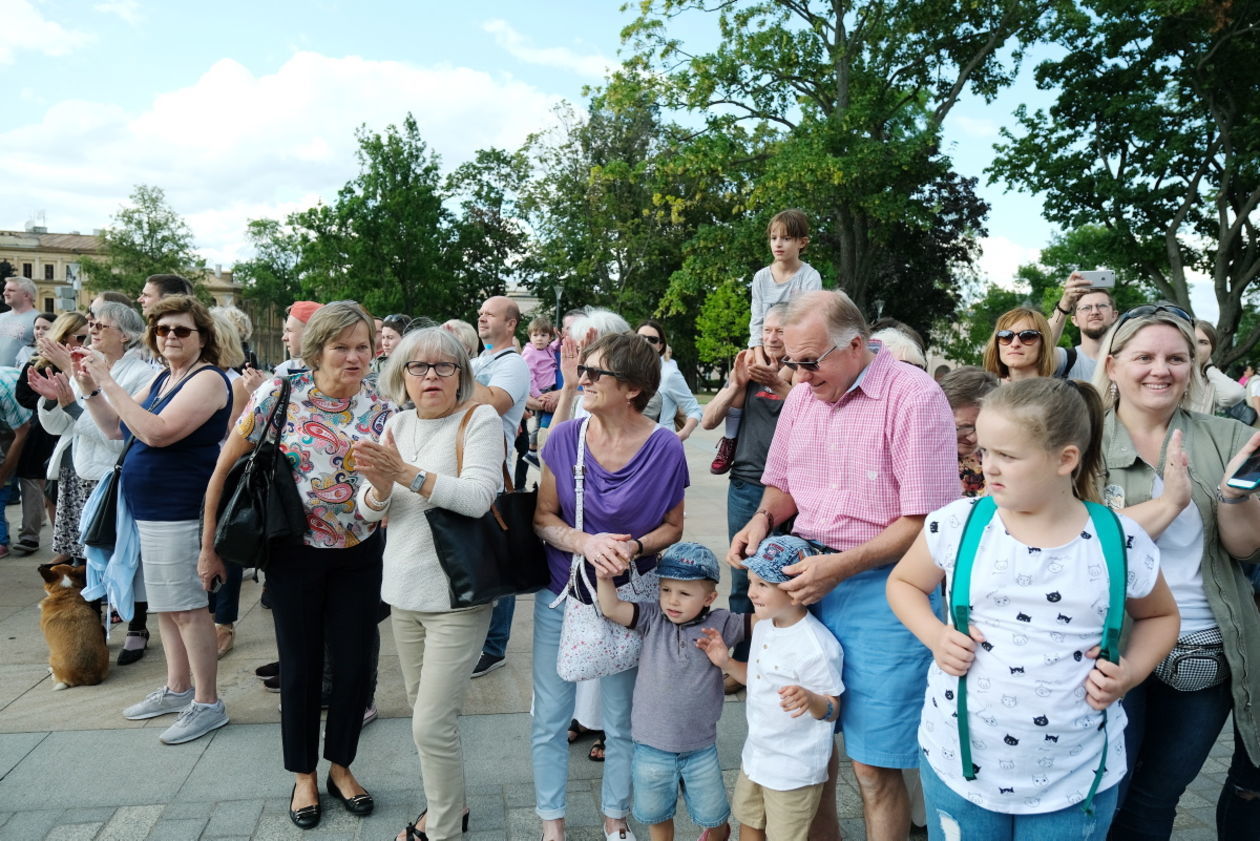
[779, 685, 816, 718]
[695, 628, 730, 668]
[1082, 647, 1130, 711]
[932, 623, 984, 677]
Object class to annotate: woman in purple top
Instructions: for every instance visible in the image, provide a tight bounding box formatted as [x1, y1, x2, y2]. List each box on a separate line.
[533, 332, 689, 841]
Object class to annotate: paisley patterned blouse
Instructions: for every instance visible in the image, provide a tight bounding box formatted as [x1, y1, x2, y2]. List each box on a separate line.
[236, 372, 394, 548]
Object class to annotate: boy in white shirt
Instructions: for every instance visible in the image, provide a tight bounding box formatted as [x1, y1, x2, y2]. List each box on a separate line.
[698, 535, 844, 841]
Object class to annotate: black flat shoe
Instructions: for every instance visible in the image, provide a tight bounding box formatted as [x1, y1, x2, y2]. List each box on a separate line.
[288, 783, 321, 829]
[117, 630, 149, 666]
[326, 774, 374, 816]
[406, 807, 470, 838]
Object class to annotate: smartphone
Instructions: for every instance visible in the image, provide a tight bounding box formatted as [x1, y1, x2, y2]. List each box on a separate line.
[1079, 269, 1115, 289]
[1225, 450, 1260, 492]
[209, 575, 224, 594]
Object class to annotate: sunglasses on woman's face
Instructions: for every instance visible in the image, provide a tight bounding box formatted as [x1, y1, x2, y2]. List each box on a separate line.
[996, 329, 1042, 346]
[155, 324, 198, 339]
[577, 364, 623, 383]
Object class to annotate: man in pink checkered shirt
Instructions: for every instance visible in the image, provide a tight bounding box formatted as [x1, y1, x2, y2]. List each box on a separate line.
[728, 290, 957, 841]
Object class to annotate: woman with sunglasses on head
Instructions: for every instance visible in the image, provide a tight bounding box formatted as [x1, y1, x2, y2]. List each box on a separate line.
[982, 308, 1057, 382]
[634, 319, 702, 441]
[1089, 304, 1260, 840]
[350, 328, 502, 841]
[1186, 319, 1247, 416]
[76, 295, 234, 744]
[532, 333, 689, 841]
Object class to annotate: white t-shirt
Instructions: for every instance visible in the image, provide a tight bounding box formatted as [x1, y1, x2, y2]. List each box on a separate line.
[741, 611, 845, 790]
[920, 497, 1160, 814]
[1150, 476, 1213, 633]
[472, 347, 529, 455]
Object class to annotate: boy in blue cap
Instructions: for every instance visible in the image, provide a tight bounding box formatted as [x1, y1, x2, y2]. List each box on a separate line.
[697, 535, 844, 841]
[595, 541, 749, 841]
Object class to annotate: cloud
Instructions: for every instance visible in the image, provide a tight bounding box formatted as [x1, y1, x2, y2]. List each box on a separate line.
[483, 19, 614, 78]
[93, 0, 143, 25]
[0, 0, 94, 64]
[952, 115, 999, 139]
[0, 51, 565, 263]
[976, 235, 1041, 290]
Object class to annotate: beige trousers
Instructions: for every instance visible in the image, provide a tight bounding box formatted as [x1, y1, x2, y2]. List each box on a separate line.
[391, 602, 493, 841]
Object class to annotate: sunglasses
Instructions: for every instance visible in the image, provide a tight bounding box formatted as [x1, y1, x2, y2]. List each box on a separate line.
[404, 360, 458, 378]
[155, 325, 199, 338]
[1115, 304, 1192, 330]
[639, 334, 662, 346]
[577, 364, 623, 383]
[995, 329, 1042, 346]
[73, 334, 88, 343]
[782, 344, 839, 372]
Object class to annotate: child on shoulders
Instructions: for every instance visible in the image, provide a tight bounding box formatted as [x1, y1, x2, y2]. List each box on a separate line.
[595, 542, 748, 841]
[698, 535, 844, 841]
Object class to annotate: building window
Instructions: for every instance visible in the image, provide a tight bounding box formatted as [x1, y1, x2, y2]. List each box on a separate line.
[22, 263, 32, 278]
[44, 264, 55, 280]
[44, 297, 55, 313]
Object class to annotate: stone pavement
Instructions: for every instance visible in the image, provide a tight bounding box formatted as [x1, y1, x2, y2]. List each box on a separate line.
[0, 423, 1235, 840]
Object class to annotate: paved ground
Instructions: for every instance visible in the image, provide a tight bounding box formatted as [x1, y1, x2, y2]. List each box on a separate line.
[0, 424, 1235, 840]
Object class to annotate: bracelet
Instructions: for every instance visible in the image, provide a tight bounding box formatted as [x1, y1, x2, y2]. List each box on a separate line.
[1055, 304, 1071, 316]
[757, 509, 775, 530]
[364, 487, 390, 511]
[631, 538, 645, 558]
[1216, 487, 1251, 505]
[82, 389, 101, 401]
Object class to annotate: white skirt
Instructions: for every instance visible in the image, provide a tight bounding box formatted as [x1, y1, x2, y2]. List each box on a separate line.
[135, 519, 207, 612]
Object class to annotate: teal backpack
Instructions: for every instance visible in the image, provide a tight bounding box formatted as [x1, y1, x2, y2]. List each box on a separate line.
[949, 495, 1127, 812]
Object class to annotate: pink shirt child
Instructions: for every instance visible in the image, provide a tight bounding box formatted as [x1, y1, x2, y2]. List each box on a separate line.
[522, 343, 557, 397]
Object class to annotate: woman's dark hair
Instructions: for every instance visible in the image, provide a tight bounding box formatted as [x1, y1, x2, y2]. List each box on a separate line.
[634, 319, 669, 357]
[580, 333, 661, 412]
[1194, 319, 1218, 370]
[381, 314, 412, 336]
[144, 295, 224, 367]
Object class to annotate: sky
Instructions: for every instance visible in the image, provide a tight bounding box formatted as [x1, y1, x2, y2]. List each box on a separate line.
[0, 0, 1220, 319]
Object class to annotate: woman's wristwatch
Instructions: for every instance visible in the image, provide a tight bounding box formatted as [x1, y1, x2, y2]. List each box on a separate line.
[409, 469, 429, 494]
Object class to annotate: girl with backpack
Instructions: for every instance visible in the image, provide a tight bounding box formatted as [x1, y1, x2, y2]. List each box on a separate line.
[887, 378, 1179, 840]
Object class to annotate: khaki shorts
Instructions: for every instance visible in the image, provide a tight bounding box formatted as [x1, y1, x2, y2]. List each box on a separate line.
[731, 769, 823, 841]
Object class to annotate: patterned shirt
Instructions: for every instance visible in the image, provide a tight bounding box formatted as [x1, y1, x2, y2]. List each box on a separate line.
[760, 348, 957, 551]
[236, 373, 394, 549]
[0, 367, 33, 430]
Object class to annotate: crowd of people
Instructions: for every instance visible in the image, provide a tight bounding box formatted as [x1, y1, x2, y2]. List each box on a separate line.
[5, 204, 1260, 841]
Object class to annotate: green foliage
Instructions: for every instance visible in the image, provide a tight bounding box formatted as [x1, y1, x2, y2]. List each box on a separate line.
[233, 218, 303, 312]
[695, 277, 752, 366]
[989, 0, 1260, 364]
[82, 185, 199, 295]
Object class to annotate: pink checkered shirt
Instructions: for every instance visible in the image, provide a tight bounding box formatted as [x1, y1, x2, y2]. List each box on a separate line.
[761, 348, 958, 553]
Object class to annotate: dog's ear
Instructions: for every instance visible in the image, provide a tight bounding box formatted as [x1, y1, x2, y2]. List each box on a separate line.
[37, 563, 60, 584]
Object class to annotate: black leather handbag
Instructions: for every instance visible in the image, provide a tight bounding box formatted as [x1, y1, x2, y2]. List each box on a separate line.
[213, 377, 305, 569]
[426, 406, 550, 608]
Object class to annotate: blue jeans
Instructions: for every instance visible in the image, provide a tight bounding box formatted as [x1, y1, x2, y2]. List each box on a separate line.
[726, 478, 763, 662]
[208, 562, 243, 624]
[482, 594, 515, 659]
[920, 754, 1118, 841]
[632, 742, 729, 827]
[0, 482, 10, 545]
[531, 589, 635, 820]
[1217, 720, 1260, 841]
[1109, 674, 1233, 840]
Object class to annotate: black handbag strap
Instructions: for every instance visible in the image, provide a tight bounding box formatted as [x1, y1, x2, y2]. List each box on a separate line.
[245, 377, 292, 467]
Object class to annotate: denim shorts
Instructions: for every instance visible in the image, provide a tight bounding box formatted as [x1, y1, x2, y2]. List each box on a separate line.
[631, 742, 729, 827]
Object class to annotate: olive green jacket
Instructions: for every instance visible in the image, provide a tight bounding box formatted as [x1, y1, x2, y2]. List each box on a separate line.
[1102, 409, 1260, 764]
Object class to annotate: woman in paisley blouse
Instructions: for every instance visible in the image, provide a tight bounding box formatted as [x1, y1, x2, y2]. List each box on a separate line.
[200, 300, 394, 830]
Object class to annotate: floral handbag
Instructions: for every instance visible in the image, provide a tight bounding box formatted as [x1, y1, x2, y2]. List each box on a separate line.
[552, 418, 657, 682]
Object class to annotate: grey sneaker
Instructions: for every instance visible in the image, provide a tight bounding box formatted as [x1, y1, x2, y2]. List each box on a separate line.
[123, 687, 194, 720]
[160, 699, 229, 744]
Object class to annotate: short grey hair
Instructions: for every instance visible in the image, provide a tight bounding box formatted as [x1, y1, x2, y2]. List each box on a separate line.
[94, 301, 145, 349]
[5, 276, 36, 303]
[872, 328, 927, 369]
[380, 327, 474, 405]
[211, 305, 253, 342]
[441, 319, 479, 356]
[301, 300, 376, 370]
[567, 307, 631, 341]
[784, 290, 869, 347]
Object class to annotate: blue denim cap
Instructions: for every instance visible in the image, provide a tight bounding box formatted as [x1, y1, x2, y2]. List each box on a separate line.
[743, 535, 815, 583]
[655, 542, 721, 583]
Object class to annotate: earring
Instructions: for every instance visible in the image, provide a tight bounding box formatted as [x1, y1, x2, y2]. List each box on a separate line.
[1108, 382, 1118, 399]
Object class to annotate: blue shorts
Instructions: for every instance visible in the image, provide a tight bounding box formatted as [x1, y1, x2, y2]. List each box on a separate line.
[631, 742, 729, 827]
[810, 564, 935, 769]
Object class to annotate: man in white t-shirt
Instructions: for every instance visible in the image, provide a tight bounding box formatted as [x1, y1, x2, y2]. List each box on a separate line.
[470, 295, 530, 678]
[0, 277, 39, 368]
[1046, 276, 1119, 381]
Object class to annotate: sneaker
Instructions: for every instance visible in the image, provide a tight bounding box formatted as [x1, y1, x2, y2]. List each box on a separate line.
[159, 700, 229, 744]
[11, 539, 37, 556]
[0, 545, 8, 558]
[362, 703, 378, 727]
[262, 674, 281, 693]
[471, 653, 505, 678]
[710, 436, 736, 475]
[123, 686, 195, 720]
[254, 660, 280, 679]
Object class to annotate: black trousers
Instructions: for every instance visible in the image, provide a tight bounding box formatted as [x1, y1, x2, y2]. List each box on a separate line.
[267, 529, 382, 773]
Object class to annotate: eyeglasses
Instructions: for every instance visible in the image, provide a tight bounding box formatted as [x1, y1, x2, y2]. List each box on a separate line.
[577, 364, 623, 383]
[1075, 303, 1113, 314]
[72, 334, 88, 343]
[955, 424, 977, 439]
[404, 360, 458, 378]
[782, 345, 839, 372]
[995, 329, 1042, 346]
[155, 325, 198, 338]
[1115, 304, 1192, 330]
[639, 334, 662, 346]
[88, 321, 112, 331]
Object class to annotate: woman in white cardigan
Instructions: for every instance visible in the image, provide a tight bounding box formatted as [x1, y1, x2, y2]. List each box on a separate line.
[353, 327, 503, 841]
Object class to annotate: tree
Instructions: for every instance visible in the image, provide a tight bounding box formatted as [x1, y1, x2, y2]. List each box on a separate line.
[232, 218, 304, 312]
[0, 260, 14, 281]
[82, 185, 199, 295]
[621, 0, 1060, 319]
[989, 0, 1260, 366]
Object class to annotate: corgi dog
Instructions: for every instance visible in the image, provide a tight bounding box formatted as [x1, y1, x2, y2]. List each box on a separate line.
[38, 564, 109, 690]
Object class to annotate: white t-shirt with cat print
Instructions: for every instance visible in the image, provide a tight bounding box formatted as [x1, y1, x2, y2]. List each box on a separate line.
[918, 497, 1160, 814]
